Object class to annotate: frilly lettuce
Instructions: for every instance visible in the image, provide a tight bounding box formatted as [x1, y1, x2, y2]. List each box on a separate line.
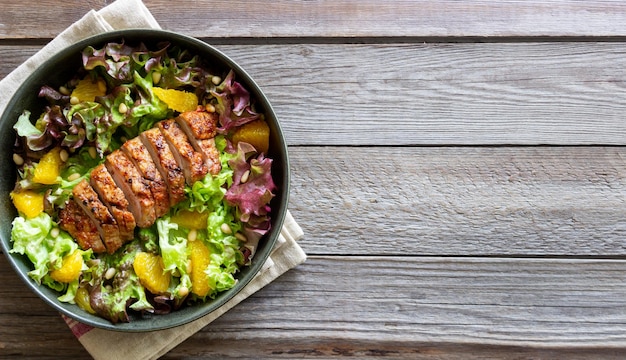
[84, 240, 153, 323]
[10, 213, 86, 295]
[224, 142, 276, 242]
[155, 217, 191, 301]
[211, 70, 260, 134]
[14, 106, 86, 153]
[83, 41, 206, 90]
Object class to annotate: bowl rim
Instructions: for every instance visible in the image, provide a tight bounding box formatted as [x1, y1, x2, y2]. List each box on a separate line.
[0, 28, 289, 332]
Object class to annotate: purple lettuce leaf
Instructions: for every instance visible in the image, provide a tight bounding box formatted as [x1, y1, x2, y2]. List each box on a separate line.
[224, 142, 276, 227]
[211, 71, 260, 134]
[38, 85, 70, 106]
[14, 105, 87, 153]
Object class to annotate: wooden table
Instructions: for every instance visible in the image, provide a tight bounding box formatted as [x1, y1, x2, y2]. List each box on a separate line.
[2, 1, 626, 358]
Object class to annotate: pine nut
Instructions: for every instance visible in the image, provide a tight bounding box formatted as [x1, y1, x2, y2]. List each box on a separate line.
[235, 232, 247, 242]
[88, 146, 97, 159]
[49, 228, 60, 238]
[204, 104, 215, 113]
[118, 103, 128, 114]
[152, 71, 162, 85]
[12, 153, 24, 166]
[104, 267, 116, 280]
[59, 149, 69, 162]
[70, 96, 80, 105]
[59, 86, 70, 96]
[220, 223, 232, 235]
[68, 173, 81, 181]
[188, 229, 197, 242]
[211, 75, 222, 85]
[240, 170, 250, 184]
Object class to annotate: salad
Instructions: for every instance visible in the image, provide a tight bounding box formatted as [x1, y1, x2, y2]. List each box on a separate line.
[9, 39, 276, 323]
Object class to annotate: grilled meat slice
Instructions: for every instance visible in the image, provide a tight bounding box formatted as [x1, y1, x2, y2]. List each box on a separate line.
[176, 110, 218, 140]
[105, 150, 156, 228]
[121, 137, 170, 218]
[90, 164, 136, 241]
[139, 128, 186, 207]
[196, 138, 221, 175]
[158, 119, 208, 185]
[175, 110, 221, 175]
[58, 200, 107, 253]
[73, 179, 123, 254]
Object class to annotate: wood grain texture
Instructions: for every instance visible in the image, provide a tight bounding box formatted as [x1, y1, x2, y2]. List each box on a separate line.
[3, 255, 626, 358]
[2, 42, 626, 145]
[195, 256, 626, 346]
[221, 42, 626, 146]
[1, 1, 626, 39]
[289, 146, 626, 256]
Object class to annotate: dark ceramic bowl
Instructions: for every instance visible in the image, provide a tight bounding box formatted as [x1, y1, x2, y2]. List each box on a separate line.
[0, 29, 289, 331]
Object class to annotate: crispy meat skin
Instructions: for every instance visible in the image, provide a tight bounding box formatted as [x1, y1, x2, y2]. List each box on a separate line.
[58, 200, 107, 253]
[90, 164, 136, 241]
[139, 128, 186, 206]
[121, 137, 170, 218]
[158, 119, 208, 185]
[106, 150, 156, 228]
[176, 110, 218, 140]
[175, 111, 221, 175]
[73, 179, 123, 254]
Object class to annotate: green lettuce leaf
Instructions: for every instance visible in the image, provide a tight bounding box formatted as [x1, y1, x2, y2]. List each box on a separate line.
[155, 217, 192, 300]
[86, 240, 153, 323]
[10, 213, 81, 301]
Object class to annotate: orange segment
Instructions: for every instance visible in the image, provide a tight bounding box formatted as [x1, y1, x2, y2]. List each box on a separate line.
[133, 252, 170, 294]
[152, 87, 198, 112]
[11, 190, 44, 218]
[32, 147, 62, 185]
[231, 119, 270, 154]
[189, 240, 211, 297]
[50, 250, 84, 283]
[71, 76, 107, 102]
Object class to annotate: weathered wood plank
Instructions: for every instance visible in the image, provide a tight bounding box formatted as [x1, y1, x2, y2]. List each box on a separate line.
[166, 340, 626, 360]
[222, 42, 626, 146]
[3, 42, 626, 145]
[2, 1, 626, 39]
[3, 256, 626, 358]
[175, 256, 626, 347]
[289, 146, 626, 256]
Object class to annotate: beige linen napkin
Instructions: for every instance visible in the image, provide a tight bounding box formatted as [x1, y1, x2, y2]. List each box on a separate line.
[0, 0, 306, 358]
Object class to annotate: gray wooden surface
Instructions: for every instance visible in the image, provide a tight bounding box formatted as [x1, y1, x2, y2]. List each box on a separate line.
[1, 1, 626, 359]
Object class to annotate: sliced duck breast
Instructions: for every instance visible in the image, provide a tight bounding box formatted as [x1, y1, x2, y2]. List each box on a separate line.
[175, 111, 221, 175]
[157, 119, 208, 185]
[89, 164, 136, 241]
[121, 137, 170, 218]
[105, 150, 156, 228]
[58, 200, 107, 253]
[139, 128, 186, 207]
[72, 179, 123, 254]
